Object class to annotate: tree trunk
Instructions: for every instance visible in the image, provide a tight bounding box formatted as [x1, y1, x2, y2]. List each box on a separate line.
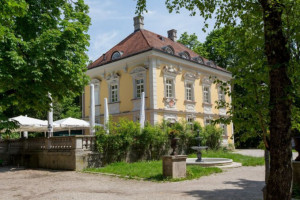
[259, 1, 293, 200]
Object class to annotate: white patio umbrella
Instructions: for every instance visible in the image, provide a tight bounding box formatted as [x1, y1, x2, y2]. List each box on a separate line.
[139, 92, 145, 129]
[54, 117, 90, 136]
[9, 115, 53, 133]
[104, 98, 109, 134]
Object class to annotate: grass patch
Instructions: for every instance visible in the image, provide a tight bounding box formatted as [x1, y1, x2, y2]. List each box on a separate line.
[85, 160, 221, 182]
[188, 150, 265, 166]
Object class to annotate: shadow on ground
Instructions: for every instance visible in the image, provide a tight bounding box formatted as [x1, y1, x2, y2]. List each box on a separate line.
[0, 166, 65, 173]
[184, 179, 264, 200]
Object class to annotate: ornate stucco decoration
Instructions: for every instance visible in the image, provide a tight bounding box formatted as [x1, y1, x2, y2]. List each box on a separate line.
[163, 65, 181, 76]
[164, 97, 177, 110]
[184, 72, 200, 81]
[202, 76, 213, 86]
[106, 71, 120, 84]
[130, 66, 147, 79]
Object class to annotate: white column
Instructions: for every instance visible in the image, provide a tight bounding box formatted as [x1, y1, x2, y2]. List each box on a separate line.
[104, 98, 109, 134]
[139, 92, 145, 129]
[47, 94, 53, 138]
[89, 83, 95, 135]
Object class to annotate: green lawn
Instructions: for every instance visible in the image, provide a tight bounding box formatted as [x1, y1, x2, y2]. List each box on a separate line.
[188, 150, 265, 166]
[84, 150, 264, 182]
[85, 160, 222, 182]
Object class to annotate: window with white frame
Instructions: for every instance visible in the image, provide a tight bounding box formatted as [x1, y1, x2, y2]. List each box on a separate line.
[186, 83, 193, 101]
[135, 78, 144, 98]
[220, 123, 227, 136]
[219, 87, 225, 102]
[110, 84, 118, 103]
[187, 117, 194, 123]
[203, 86, 210, 104]
[166, 79, 174, 98]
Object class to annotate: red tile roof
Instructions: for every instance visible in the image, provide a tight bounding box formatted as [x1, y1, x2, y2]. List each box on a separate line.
[88, 29, 229, 73]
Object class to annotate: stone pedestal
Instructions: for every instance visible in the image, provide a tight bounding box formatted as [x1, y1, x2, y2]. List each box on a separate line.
[162, 155, 187, 178]
[293, 161, 300, 186]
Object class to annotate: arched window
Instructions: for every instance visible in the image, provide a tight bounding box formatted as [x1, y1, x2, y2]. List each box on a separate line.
[193, 56, 204, 64]
[179, 51, 190, 60]
[162, 45, 174, 55]
[111, 51, 122, 60]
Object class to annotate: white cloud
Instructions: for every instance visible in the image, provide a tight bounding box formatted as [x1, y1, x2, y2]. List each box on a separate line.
[88, 31, 119, 61]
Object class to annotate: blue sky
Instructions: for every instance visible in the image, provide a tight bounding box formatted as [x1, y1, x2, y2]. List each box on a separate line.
[85, 0, 216, 61]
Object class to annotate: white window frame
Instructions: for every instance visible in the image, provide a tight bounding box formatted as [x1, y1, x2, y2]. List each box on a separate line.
[130, 66, 147, 99]
[185, 81, 194, 101]
[203, 86, 211, 104]
[218, 87, 225, 102]
[110, 84, 118, 103]
[165, 78, 174, 98]
[106, 72, 120, 104]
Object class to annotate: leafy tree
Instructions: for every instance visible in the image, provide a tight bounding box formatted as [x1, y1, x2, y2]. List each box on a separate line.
[136, 0, 299, 199]
[177, 32, 208, 57]
[0, 0, 90, 126]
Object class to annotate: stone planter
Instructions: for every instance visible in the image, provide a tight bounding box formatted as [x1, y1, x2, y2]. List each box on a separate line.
[162, 155, 187, 178]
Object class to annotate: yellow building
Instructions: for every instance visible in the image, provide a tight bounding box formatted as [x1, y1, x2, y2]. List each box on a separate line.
[83, 16, 233, 145]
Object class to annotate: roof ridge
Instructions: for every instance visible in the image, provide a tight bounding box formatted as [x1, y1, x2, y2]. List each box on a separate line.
[140, 30, 151, 48]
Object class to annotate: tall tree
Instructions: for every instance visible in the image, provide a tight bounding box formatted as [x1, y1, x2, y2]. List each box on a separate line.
[0, 0, 90, 125]
[136, 0, 298, 199]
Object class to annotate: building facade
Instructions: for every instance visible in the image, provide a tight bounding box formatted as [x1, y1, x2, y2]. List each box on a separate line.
[83, 17, 233, 145]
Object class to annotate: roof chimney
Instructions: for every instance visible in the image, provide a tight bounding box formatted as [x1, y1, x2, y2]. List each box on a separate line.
[167, 29, 177, 41]
[133, 16, 144, 32]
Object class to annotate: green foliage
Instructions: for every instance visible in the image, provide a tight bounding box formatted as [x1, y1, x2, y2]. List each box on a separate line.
[292, 184, 300, 199]
[84, 160, 222, 182]
[177, 32, 208, 57]
[0, 0, 90, 126]
[202, 125, 223, 150]
[1, 132, 20, 140]
[95, 118, 224, 164]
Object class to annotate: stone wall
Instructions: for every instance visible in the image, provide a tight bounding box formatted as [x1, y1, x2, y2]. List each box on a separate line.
[0, 136, 102, 171]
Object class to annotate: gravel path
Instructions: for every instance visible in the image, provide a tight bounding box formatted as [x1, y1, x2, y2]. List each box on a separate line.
[0, 165, 264, 200]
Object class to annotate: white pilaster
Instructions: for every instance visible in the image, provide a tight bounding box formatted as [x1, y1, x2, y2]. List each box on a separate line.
[90, 84, 95, 135]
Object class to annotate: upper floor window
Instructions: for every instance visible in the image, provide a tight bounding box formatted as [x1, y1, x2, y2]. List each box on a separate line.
[166, 79, 174, 98]
[186, 83, 193, 101]
[219, 88, 225, 102]
[162, 45, 174, 55]
[135, 78, 144, 98]
[111, 51, 122, 60]
[110, 84, 118, 103]
[193, 56, 204, 64]
[203, 86, 211, 104]
[179, 51, 190, 60]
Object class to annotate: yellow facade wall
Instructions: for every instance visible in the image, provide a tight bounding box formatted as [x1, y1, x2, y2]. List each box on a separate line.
[84, 57, 233, 144]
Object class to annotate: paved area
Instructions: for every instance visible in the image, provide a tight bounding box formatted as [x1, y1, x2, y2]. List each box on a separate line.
[234, 149, 298, 160]
[0, 165, 264, 200]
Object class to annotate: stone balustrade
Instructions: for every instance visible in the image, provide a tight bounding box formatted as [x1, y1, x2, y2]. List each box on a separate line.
[0, 135, 101, 170]
[0, 135, 96, 152]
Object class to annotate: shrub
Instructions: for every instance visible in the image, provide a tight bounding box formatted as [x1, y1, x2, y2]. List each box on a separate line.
[95, 118, 225, 164]
[202, 125, 223, 150]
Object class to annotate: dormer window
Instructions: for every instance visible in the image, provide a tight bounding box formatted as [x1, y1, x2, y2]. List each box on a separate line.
[193, 56, 204, 64]
[206, 61, 216, 67]
[179, 51, 190, 60]
[111, 51, 123, 60]
[162, 45, 174, 54]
